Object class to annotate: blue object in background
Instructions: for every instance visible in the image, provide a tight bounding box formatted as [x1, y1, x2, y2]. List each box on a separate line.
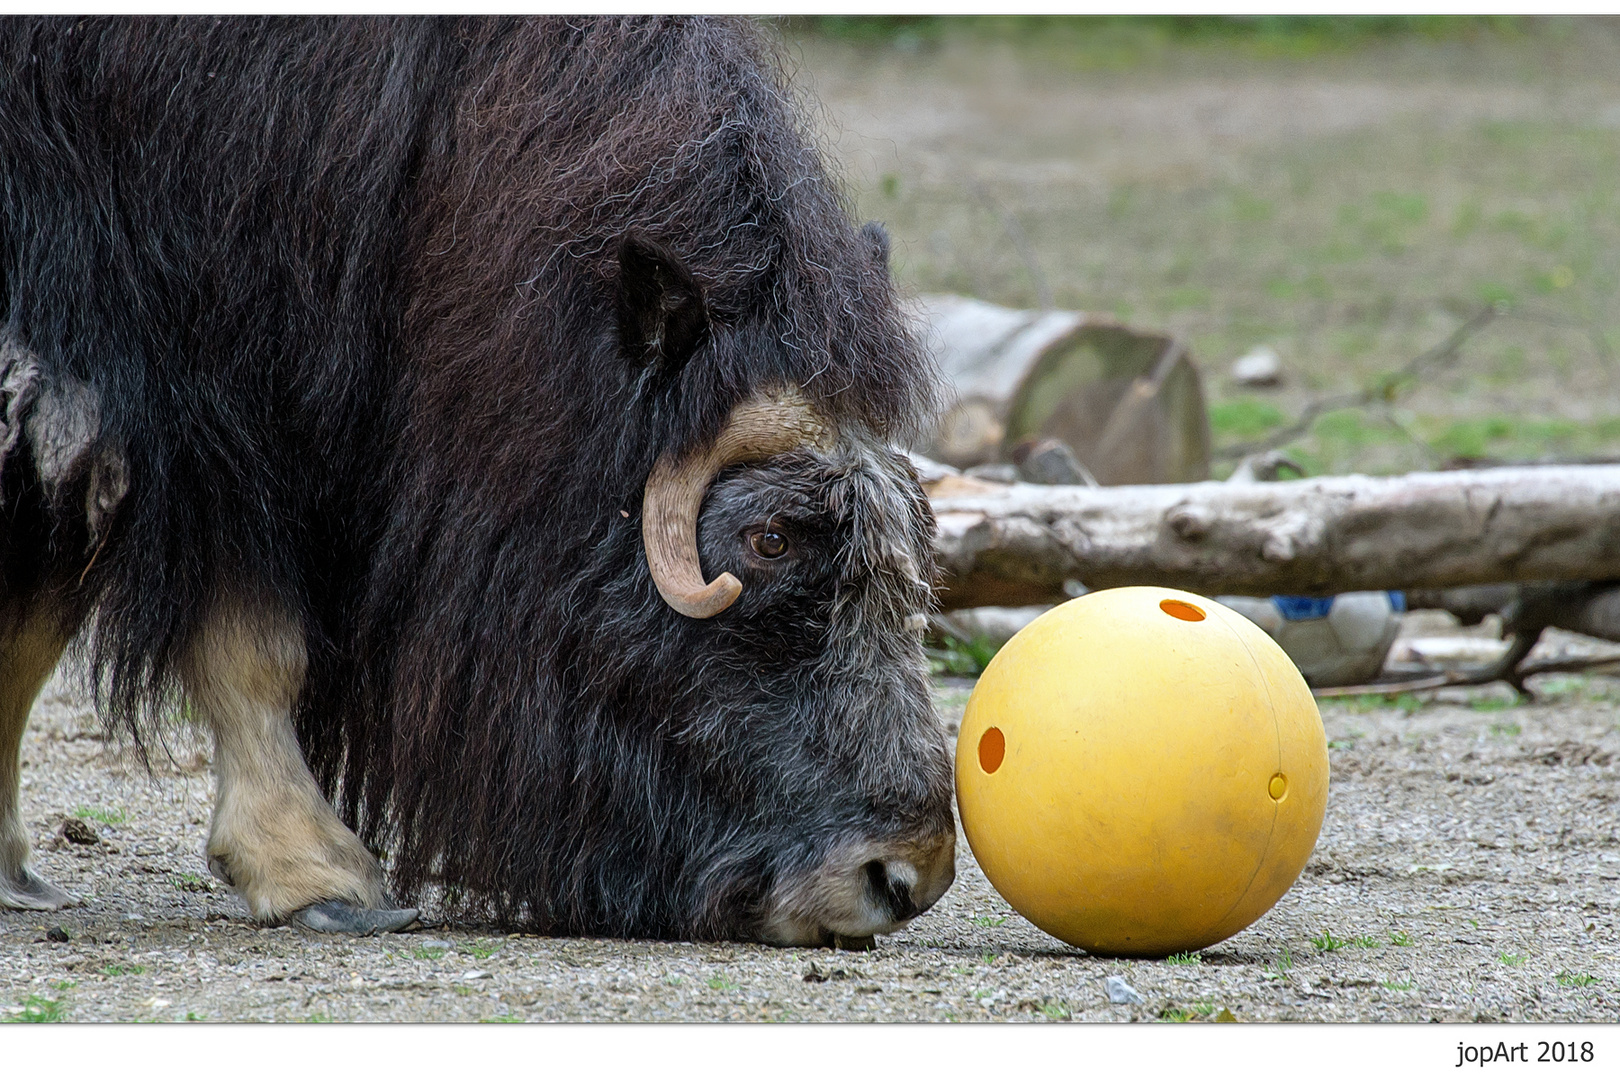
[1271, 591, 1405, 620]
[1271, 595, 1334, 620]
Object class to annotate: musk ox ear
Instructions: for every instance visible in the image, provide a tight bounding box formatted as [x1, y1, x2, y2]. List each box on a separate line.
[860, 221, 891, 271]
[617, 233, 709, 372]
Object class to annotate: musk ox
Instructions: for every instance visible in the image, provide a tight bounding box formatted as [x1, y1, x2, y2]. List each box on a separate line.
[0, 15, 957, 944]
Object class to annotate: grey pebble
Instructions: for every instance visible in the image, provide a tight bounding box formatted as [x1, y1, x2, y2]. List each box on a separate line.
[1104, 975, 1144, 1005]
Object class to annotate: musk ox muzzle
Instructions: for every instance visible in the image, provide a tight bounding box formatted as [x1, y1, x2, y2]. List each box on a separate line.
[762, 831, 957, 947]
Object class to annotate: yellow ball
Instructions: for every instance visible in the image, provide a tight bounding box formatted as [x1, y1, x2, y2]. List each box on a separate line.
[955, 586, 1328, 958]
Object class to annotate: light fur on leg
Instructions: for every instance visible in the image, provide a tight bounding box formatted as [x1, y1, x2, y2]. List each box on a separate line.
[0, 603, 75, 911]
[183, 602, 387, 923]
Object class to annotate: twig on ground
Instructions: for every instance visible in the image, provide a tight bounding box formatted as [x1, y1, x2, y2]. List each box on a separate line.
[1313, 673, 1469, 699]
[1214, 303, 1499, 461]
[1315, 649, 1620, 700]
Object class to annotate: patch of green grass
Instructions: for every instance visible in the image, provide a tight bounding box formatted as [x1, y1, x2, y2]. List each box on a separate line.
[1489, 720, 1523, 737]
[1535, 675, 1589, 698]
[1388, 930, 1415, 947]
[1040, 1000, 1072, 1020]
[1311, 930, 1350, 952]
[665, 975, 683, 986]
[6, 995, 67, 1023]
[1157, 1005, 1196, 1022]
[451, 985, 474, 997]
[972, 914, 1009, 928]
[304, 1012, 332, 1023]
[981, 952, 999, 965]
[1350, 935, 1379, 949]
[1164, 951, 1203, 966]
[1314, 408, 1390, 449]
[1423, 414, 1605, 462]
[412, 947, 446, 961]
[1380, 978, 1415, 991]
[707, 975, 738, 992]
[1262, 945, 1295, 980]
[1499, 952, 1527, 967]
[173, 871, 210, 892]
[480, 1014, 522, 1023]
[100, 964, 146, 977]
[1556, 971, 1598, 987]
[185, 1011, 204, 1022]
[1470, 696, 1518, 713]
[72, 806, 126, 826]
[1210, 398, 1286, 439]
[460, 941, 501, 961]
[927, 634, 1001, 677]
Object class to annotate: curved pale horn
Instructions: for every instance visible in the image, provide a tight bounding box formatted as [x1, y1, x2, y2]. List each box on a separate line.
[643, 386, 833, 618]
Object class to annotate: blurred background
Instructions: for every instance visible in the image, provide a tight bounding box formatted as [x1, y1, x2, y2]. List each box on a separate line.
[774, 15, 1620, 479]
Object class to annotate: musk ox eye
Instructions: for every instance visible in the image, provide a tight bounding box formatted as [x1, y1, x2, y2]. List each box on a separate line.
[748, 528, 790, 560]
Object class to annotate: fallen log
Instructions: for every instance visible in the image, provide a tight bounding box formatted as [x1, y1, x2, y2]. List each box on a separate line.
[910, 294, 1211, 483]
[929, 464, 1620, 610]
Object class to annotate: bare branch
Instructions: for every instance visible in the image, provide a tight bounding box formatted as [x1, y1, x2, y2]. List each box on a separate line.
[1213, 303, 1500, 461]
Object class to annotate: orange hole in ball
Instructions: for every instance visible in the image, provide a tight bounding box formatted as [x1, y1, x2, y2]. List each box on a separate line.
[978, 727, 1005, 774]
[1160, 598, 1206, 622]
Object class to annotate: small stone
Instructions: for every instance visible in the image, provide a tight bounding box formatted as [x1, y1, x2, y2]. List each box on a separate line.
[417, 937, 452, 950]
[45, 926, 70, 943]
[1012, 437, 1095, 486]
[60, 818, 99, 845]
[1230, 346, 1283, 387]
[462, 969, 490, 981]
[1104, 975, 1144, 1005]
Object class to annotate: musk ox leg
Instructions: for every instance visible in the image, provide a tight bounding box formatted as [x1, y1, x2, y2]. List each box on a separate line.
[0, 603, 77, 911]
[183, 604, 416, 933]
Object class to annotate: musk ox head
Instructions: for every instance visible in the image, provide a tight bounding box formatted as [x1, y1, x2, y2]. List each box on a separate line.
[621, 234, 956, 944]
[370, 227, 957, 944]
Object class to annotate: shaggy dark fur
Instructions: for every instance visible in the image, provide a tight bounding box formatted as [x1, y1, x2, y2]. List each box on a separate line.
[0, 16, 952, 937]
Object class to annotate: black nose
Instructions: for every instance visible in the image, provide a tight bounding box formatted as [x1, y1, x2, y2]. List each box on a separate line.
[864, 859, 921, 922]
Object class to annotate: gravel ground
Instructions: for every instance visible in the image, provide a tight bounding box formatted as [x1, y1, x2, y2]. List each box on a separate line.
[3, 646, 1617, 1023]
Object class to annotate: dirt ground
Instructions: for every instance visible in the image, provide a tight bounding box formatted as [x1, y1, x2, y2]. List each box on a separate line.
[3, 639, 1616, 1023]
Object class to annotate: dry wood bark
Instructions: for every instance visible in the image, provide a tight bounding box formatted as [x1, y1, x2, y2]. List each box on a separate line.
[929, 465, 1620, 610]
[910, 295, 1210, 483]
